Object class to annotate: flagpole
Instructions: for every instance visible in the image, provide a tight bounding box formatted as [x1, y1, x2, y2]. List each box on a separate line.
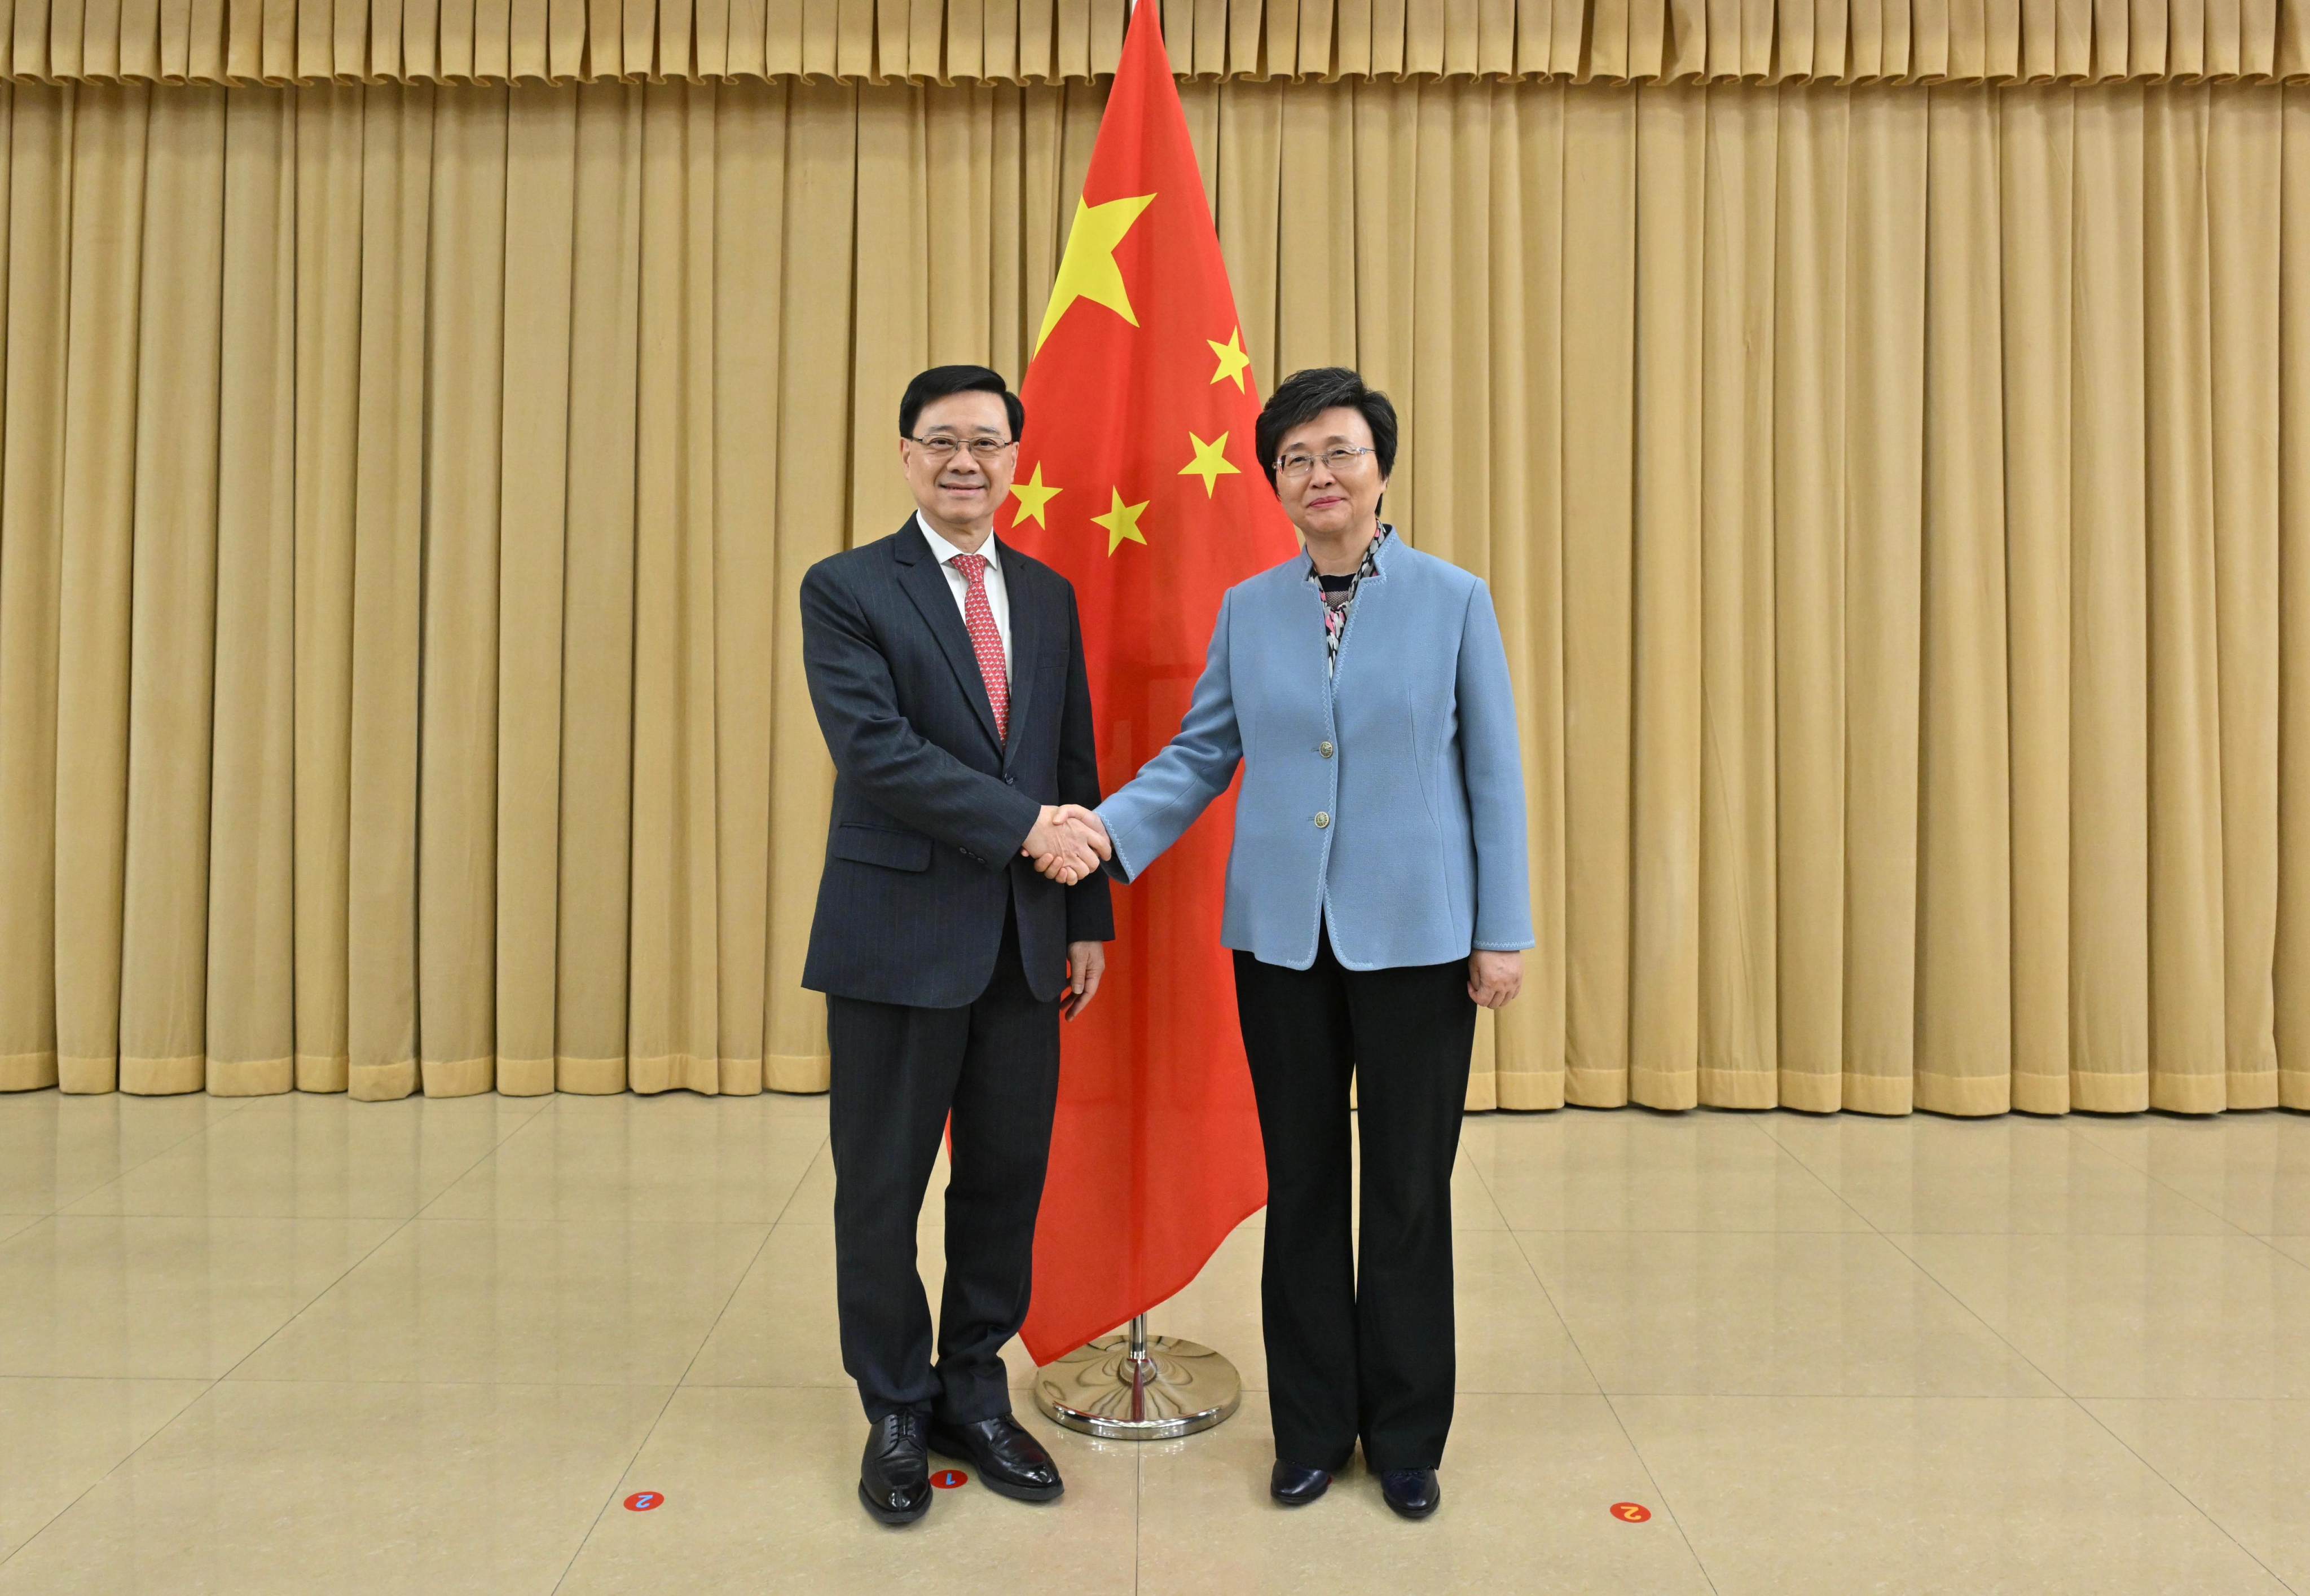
[1034, 1312, 1242, 1439]
[1021, 0, 1252, 1445]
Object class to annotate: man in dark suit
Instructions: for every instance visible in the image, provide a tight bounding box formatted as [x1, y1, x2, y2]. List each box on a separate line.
[800, 365, 1112, 1527]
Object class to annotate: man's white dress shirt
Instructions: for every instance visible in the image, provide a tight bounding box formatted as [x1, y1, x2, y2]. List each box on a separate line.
[915, 511, 1014, 678]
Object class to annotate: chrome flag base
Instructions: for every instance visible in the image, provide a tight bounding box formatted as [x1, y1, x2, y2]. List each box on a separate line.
[1033, 1316, 1242, 1440]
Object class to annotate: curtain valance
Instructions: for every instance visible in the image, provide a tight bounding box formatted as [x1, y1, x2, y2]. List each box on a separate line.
[3, 0, 2303, 87]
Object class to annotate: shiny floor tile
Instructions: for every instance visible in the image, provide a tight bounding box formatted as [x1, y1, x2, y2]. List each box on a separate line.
[555, 1386, 1136, 1596]
[684, 1221, 1034, 1392]
[1464, 1109, 1869, 1231]
[695, 1086, 829, 1125]
[0, 1378, 209, 1560]
[0, 1092, 254, 1215]
[1518, 1230, 2060, 1396]
[1617, 1394, 2289, 1595]
[0, 1380, 668, 1595]
[1134, 1391, 1713, 1596]
[2083, 1398, 2310, 1591]
[1891, 1232, 2310, 1397]
[232, 1219, 767, 1387]
[3, 1091, 2304, 1595]
[0, 1216, 399, 1379]
[1151, 1222, 1598, 1396]
[64, 1092, 543, 1220]
[423, 1095, 823, 1223]
[1759, 1112, 2237, 1233]
[1458, 1149, 1511, 1228]
[2074, 1112, 2310, 1235]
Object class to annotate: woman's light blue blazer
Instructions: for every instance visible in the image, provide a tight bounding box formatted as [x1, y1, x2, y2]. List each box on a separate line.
[1095, 531, 1534, 972]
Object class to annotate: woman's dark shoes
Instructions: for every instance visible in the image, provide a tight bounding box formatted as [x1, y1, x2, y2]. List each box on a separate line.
[927, 1413, 1065, 1502]
[1379, 1467, 1441, 1520]
[1269, 1460, 1333, 1505]
[859, 1412, 932, 1526]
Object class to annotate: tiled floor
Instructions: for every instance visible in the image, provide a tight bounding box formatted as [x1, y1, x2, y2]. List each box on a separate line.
[1, 1088, 2306, 1594]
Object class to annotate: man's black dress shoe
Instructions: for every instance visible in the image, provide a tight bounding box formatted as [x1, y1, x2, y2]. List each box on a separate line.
[1379, 1467, 1441, 1520]
[1269, 1461, 1332, 1505]
[859, 1412, 933, 1526]
[927, 1413, 1064, 1502]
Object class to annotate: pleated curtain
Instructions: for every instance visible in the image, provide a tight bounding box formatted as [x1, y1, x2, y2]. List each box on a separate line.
[0, 68, 2306, 1119]
[0, 0, 2304, 86]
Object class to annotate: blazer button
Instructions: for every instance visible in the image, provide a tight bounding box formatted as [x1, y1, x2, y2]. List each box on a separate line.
[1318, 740, 1335, 758]
[1004, 774, 1017, 785]
[1314, 812, 1331, 830]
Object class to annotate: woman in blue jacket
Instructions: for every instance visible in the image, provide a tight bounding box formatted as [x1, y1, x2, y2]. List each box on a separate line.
[1036, 367, 1533, 1520]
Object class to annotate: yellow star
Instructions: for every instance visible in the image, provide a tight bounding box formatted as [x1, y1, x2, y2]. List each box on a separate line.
[1178, 431, 1241, 497]
[1092, 487, 1151, 554]
[1035, 193, 1158, 354]
[1207, 328, 1252, 391]
[1009, 464, 1061, 528]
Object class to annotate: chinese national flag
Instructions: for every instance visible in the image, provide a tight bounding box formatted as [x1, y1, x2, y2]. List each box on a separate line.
[1009, 0, 1297, 1363]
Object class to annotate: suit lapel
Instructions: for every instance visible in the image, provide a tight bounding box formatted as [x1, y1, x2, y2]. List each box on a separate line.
[995, 537, 1039, 769]
[892, 519, 1004, 754]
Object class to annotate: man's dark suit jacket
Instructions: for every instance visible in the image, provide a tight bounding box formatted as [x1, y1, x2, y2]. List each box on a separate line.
[800, 517, 1115, 1009]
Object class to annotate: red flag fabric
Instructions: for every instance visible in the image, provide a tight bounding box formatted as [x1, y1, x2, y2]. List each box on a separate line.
[1010, 1, 1297, 1364]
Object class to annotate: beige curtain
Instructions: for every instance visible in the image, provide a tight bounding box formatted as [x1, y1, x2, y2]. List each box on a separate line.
[0, 76, 2305, 1119]
[0, 0, 2303, 86]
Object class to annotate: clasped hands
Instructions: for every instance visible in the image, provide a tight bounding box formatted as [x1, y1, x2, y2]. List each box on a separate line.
[1023, 804, 1112, 886]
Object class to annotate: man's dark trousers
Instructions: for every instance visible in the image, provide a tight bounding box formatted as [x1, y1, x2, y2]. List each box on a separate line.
[828, 904, 1055, 1423]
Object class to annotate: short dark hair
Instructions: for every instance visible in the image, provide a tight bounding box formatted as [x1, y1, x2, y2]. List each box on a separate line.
[1255, 367, 1397, 490]
[899, 365, 1025, 444]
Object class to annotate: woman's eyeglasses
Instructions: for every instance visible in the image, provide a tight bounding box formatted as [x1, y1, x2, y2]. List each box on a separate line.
[1274, 445, 1376, 479]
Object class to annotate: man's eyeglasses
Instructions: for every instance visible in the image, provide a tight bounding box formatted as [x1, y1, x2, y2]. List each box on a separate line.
[906, 434, 1018, 462]
[1274, 445, 1377, 479]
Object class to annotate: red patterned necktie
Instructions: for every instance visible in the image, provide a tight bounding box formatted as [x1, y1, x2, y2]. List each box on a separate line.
[949, 553, 1010, 743]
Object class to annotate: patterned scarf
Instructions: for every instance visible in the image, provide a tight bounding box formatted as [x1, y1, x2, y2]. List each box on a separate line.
[1308, 527, 1389, 676]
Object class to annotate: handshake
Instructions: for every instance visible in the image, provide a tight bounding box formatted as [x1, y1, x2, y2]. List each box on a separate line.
[1022, 804, 1113, 886]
